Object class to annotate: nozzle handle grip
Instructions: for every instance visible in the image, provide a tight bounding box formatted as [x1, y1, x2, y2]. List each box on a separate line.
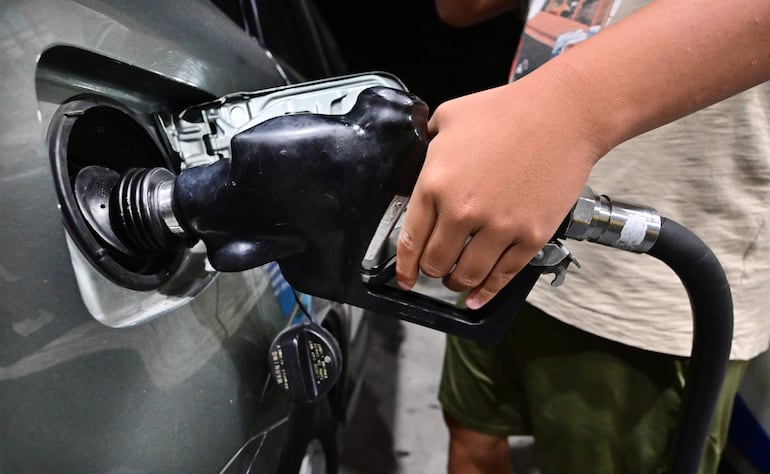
[360, 264, 544, 345]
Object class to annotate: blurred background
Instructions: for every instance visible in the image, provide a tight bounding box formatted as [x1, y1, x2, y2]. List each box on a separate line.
[316, 0, 522, 109]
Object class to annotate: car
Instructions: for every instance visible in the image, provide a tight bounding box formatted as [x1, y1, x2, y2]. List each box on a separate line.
[0, 0, 382, 472]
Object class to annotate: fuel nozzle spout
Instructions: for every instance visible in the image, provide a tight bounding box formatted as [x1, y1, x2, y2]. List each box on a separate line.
[73, 165, 191, 261]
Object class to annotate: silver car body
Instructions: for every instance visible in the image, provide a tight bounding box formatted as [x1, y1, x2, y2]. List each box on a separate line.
[0, 0, 375, 471]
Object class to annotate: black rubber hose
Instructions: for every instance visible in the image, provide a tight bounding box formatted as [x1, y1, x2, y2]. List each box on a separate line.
[646, 217, 733, 474]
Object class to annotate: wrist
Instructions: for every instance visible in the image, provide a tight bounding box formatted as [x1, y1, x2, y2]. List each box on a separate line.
[516, 57, 618, 166]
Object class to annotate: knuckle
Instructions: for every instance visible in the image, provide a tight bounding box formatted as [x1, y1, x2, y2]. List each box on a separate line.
[449, 203, 477, 225]
[485, 269, 517, 293]
[517, 225, 551, 246]
[397, 228, 420, 255]
[477, 271, 516, 301]
[430, 102, 451, 120]
[474, 286, 497, 304]
[443, 278, 468, 293]
[395, 266, 416, 286]
[419, 174, 447, 197]
[420, 258, 449, 278]
[484, 218, 518, 239]
[449, 272, 483, 290]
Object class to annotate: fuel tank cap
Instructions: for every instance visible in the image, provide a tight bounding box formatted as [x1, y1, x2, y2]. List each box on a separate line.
[269, 322, 343, 404]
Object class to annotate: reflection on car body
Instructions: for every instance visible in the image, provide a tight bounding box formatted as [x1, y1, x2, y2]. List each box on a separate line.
[0, 1, 374, 472]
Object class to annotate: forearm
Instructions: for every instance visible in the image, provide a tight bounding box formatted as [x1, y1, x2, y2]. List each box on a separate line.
[434, 0, 519, 27]
[535, 0, 770, 155]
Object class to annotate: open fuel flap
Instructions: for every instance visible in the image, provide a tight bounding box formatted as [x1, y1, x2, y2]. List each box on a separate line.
[49, 95, 187, 290]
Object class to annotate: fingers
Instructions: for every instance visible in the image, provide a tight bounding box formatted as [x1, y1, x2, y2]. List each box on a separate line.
[398, 202, 544, 309]
[396, 110, 462, 290]
[395, 95, 560, 306]
[395, 190, 436, 291]
[396, 189, 546, 308]
[396, 179, 475, 290]
[442, 228, 541, 309]
[420, 214, 474, 279]
[396, 182, 476, 290]
[464, 244, 540, 310]
[440, 228, 507, 293]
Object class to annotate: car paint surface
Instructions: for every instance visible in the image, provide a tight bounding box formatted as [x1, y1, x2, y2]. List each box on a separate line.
[0, 0, 359, 471]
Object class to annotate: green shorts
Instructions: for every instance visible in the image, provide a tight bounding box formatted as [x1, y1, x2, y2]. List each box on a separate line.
[438, 303, 747, 474]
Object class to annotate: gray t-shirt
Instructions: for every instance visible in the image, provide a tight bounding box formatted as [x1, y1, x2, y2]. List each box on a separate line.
[514, 0, 770, 359]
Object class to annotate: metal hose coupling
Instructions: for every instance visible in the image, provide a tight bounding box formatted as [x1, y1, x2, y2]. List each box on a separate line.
[563, 186, 661, 253]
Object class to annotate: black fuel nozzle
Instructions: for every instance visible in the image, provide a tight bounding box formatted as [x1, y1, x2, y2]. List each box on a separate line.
[75, 86, 545, 345]
[172, 86, 430, 272]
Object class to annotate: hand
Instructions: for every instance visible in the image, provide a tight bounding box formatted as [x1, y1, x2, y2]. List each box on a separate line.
[395, 69, 604, 309]
[397, 0, 770, 310]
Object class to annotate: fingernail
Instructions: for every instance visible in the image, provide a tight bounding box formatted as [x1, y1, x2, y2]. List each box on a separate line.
[465, 296, 483, 310]
[397, 279, 414, 291]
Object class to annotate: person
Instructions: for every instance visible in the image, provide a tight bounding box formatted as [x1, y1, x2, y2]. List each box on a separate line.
[394, 0, 770, 473]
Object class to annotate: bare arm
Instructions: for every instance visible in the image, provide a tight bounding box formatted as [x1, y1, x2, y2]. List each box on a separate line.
[397, 0, 770, 309]
[564, 0, 769, 150]
[434, 0, 520, 27]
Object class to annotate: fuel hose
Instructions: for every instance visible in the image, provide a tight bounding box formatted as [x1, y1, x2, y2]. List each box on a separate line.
[563, 188, 733, 474]
[646, 217, 733, 474]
